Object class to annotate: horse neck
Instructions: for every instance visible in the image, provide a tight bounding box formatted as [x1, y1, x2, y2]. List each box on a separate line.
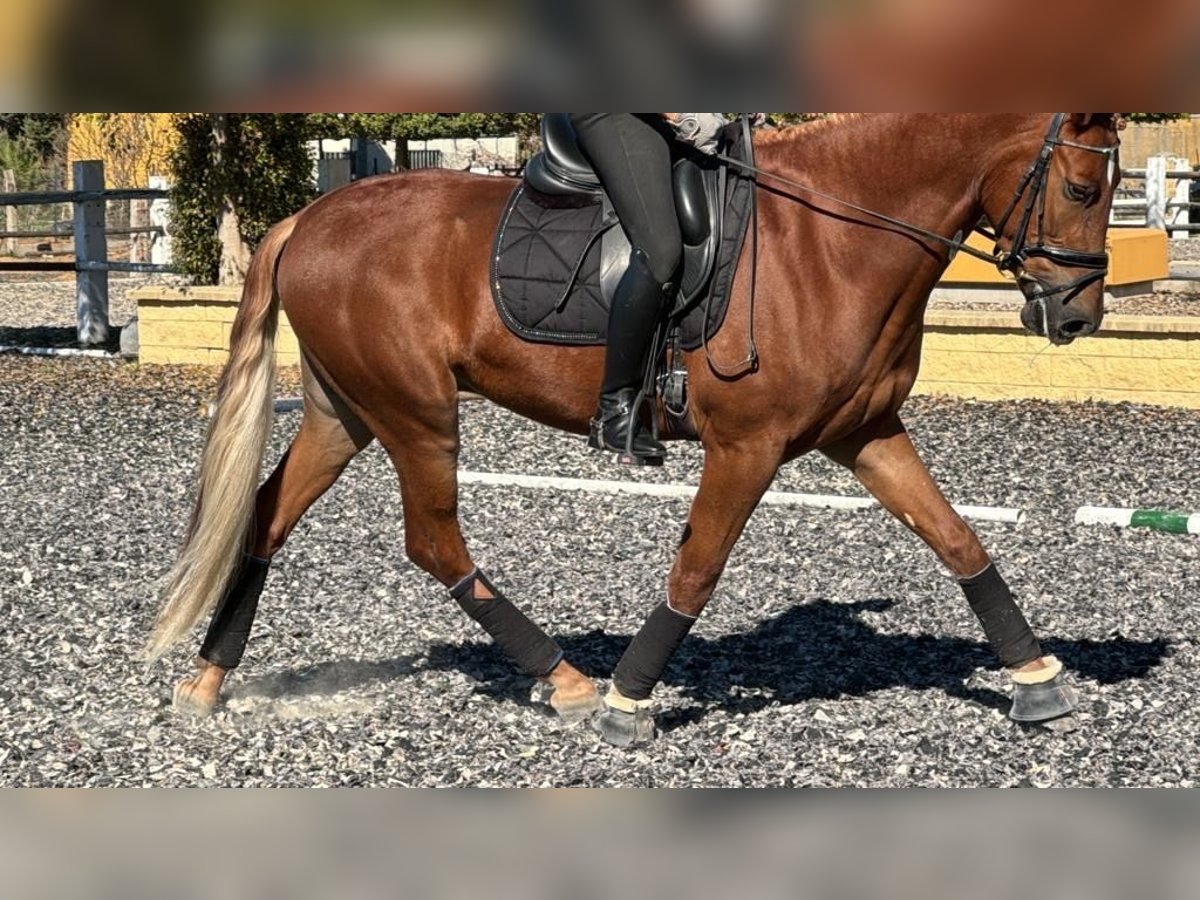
[755, 114, 1039, 268]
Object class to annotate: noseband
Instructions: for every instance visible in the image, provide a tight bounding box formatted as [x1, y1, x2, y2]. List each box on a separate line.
[975, 113, 1119, 302]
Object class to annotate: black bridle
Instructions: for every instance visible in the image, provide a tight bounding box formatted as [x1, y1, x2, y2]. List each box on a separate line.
[714, 113, 1120, 302]
[974, 113, 1118, 302]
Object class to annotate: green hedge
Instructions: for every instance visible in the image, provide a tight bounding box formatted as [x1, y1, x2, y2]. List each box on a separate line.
[169, 114, 316, 284]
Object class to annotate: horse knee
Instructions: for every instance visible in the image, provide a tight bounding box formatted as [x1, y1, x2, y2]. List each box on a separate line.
[404, 533, 439, 577]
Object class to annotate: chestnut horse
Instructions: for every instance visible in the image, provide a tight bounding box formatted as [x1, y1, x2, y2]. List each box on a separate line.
[149, 114, 1120, 744]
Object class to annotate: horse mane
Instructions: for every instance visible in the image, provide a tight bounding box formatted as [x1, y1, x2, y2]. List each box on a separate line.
[756, 114, 870, 146]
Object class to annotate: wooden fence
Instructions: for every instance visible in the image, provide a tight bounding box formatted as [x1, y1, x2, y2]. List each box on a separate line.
[0, 161, 172, 345]
[1111, 155, 1200, 236]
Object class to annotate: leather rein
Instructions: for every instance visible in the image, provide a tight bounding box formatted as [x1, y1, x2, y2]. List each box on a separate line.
[715, 113, 1120, 301]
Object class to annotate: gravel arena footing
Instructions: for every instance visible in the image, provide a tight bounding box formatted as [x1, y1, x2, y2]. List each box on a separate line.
[2, 356, 1198, 787]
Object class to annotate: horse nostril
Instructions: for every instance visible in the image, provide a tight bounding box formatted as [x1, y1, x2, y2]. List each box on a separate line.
[1059, 318, 1096, 338]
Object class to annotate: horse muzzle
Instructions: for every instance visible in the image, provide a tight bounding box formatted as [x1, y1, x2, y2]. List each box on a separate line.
[1019, 292, 1101, 345]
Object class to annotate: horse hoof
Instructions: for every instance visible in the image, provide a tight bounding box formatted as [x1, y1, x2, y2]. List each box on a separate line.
[173, 679, 218, 717]
[1010, 674, 1077, 726]
[551, 691, 605, 725]
[592, 706, 657, 748]
[530, 681, 604, 725]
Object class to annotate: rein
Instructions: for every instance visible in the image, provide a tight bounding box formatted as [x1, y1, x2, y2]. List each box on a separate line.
[714, 114, 1119, 299]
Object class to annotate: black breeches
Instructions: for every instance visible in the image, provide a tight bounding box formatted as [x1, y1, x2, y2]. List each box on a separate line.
[569, 113, 682, 284]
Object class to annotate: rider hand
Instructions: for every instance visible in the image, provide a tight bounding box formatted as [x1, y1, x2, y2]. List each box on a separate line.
[670, 113, 728, 155]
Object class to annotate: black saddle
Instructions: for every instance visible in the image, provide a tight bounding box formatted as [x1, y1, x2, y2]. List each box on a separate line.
[524, 114, 723, 315]
[490, 115, 755, 351]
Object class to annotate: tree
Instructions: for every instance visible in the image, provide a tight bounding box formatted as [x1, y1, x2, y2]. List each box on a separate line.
[169, 114, 545, 283]
[169, 114, 315, 285]
[0, 114, 68, 160]
[68, 114, 175, 188]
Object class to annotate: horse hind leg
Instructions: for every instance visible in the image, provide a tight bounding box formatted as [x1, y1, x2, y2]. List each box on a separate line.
[379, 400, 601, 724]
[173, 357, 373, 715]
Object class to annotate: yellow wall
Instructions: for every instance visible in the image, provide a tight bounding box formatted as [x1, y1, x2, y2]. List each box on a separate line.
[133, 287, 301, 367]
[941, 228, 1169, 286]
[67, 114, 178, 188]
[1121, 119, 1200, 168]
[914, 311, 1200, 409]
[134, 287, 1200, 410]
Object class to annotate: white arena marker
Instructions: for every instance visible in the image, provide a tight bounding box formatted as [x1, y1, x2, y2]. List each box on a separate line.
[457, 471, 1025, 524]
[1074, 507, 1134, 528]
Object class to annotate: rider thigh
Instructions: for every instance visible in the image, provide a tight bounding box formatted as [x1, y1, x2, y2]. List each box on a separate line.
[569, 113, 683, 284]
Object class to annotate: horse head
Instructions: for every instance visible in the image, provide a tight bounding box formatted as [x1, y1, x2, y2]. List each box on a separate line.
[981, 113, 1122, 346]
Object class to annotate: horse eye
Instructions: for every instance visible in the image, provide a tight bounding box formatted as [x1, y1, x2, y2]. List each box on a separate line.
[1064, 181, 1096, 203]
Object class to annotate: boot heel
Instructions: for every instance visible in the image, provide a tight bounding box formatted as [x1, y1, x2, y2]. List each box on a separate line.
[587, 425, 665, 466]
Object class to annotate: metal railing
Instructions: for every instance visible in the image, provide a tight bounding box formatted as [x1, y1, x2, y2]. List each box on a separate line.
[1110, 156, 1200, 235]
[0, 161, 172, 345]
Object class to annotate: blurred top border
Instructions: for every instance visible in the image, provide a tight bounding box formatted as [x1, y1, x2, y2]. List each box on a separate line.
[2, 0, 1197, 109]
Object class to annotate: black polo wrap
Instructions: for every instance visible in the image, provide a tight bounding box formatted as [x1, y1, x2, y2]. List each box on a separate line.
[200, 554, 270, 670]
[959, 563, 1042, 668]
[451, 569, 564, 678]
[612, 601, 697, 701]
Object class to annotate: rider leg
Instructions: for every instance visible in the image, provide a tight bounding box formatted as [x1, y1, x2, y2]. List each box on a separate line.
[570, 113, 682, 464]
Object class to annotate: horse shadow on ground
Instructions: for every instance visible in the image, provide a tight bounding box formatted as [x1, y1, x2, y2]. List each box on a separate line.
[229, 598, 1171, 730]
[0, 325, 120, 352]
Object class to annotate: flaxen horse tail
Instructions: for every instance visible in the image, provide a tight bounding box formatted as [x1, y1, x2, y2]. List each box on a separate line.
[144, 215, 297, 660]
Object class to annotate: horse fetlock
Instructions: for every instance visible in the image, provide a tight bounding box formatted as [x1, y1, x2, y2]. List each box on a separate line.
[451, 569, 564, 677]
[172, 661, 227, 717]
[532, 677, 603, 725]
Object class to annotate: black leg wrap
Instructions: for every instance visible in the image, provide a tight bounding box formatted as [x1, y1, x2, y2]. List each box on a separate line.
[199, 554, 270, 670]
[960, 564, 1042, 668]
[612, 601, 697, 701]
[451, 569, 564, 678]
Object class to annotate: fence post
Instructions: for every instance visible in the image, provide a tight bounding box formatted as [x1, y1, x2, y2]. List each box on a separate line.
[1146, 155, 1167, 231]
[148, 175, 172, 267]
[73, 160, 109, 346]
[1169, 156, 1191, 239]
[2, 169, 16, 257]
[130, 198, 150, 263]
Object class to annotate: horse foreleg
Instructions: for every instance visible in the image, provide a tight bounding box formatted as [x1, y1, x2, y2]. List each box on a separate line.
[595, 444, 782, 746]
[822, 414, 1075, 725]
[174, 366, 372, 716]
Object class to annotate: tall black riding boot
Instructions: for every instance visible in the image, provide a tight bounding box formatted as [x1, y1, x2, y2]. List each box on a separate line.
[588, 249, 674, 465]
